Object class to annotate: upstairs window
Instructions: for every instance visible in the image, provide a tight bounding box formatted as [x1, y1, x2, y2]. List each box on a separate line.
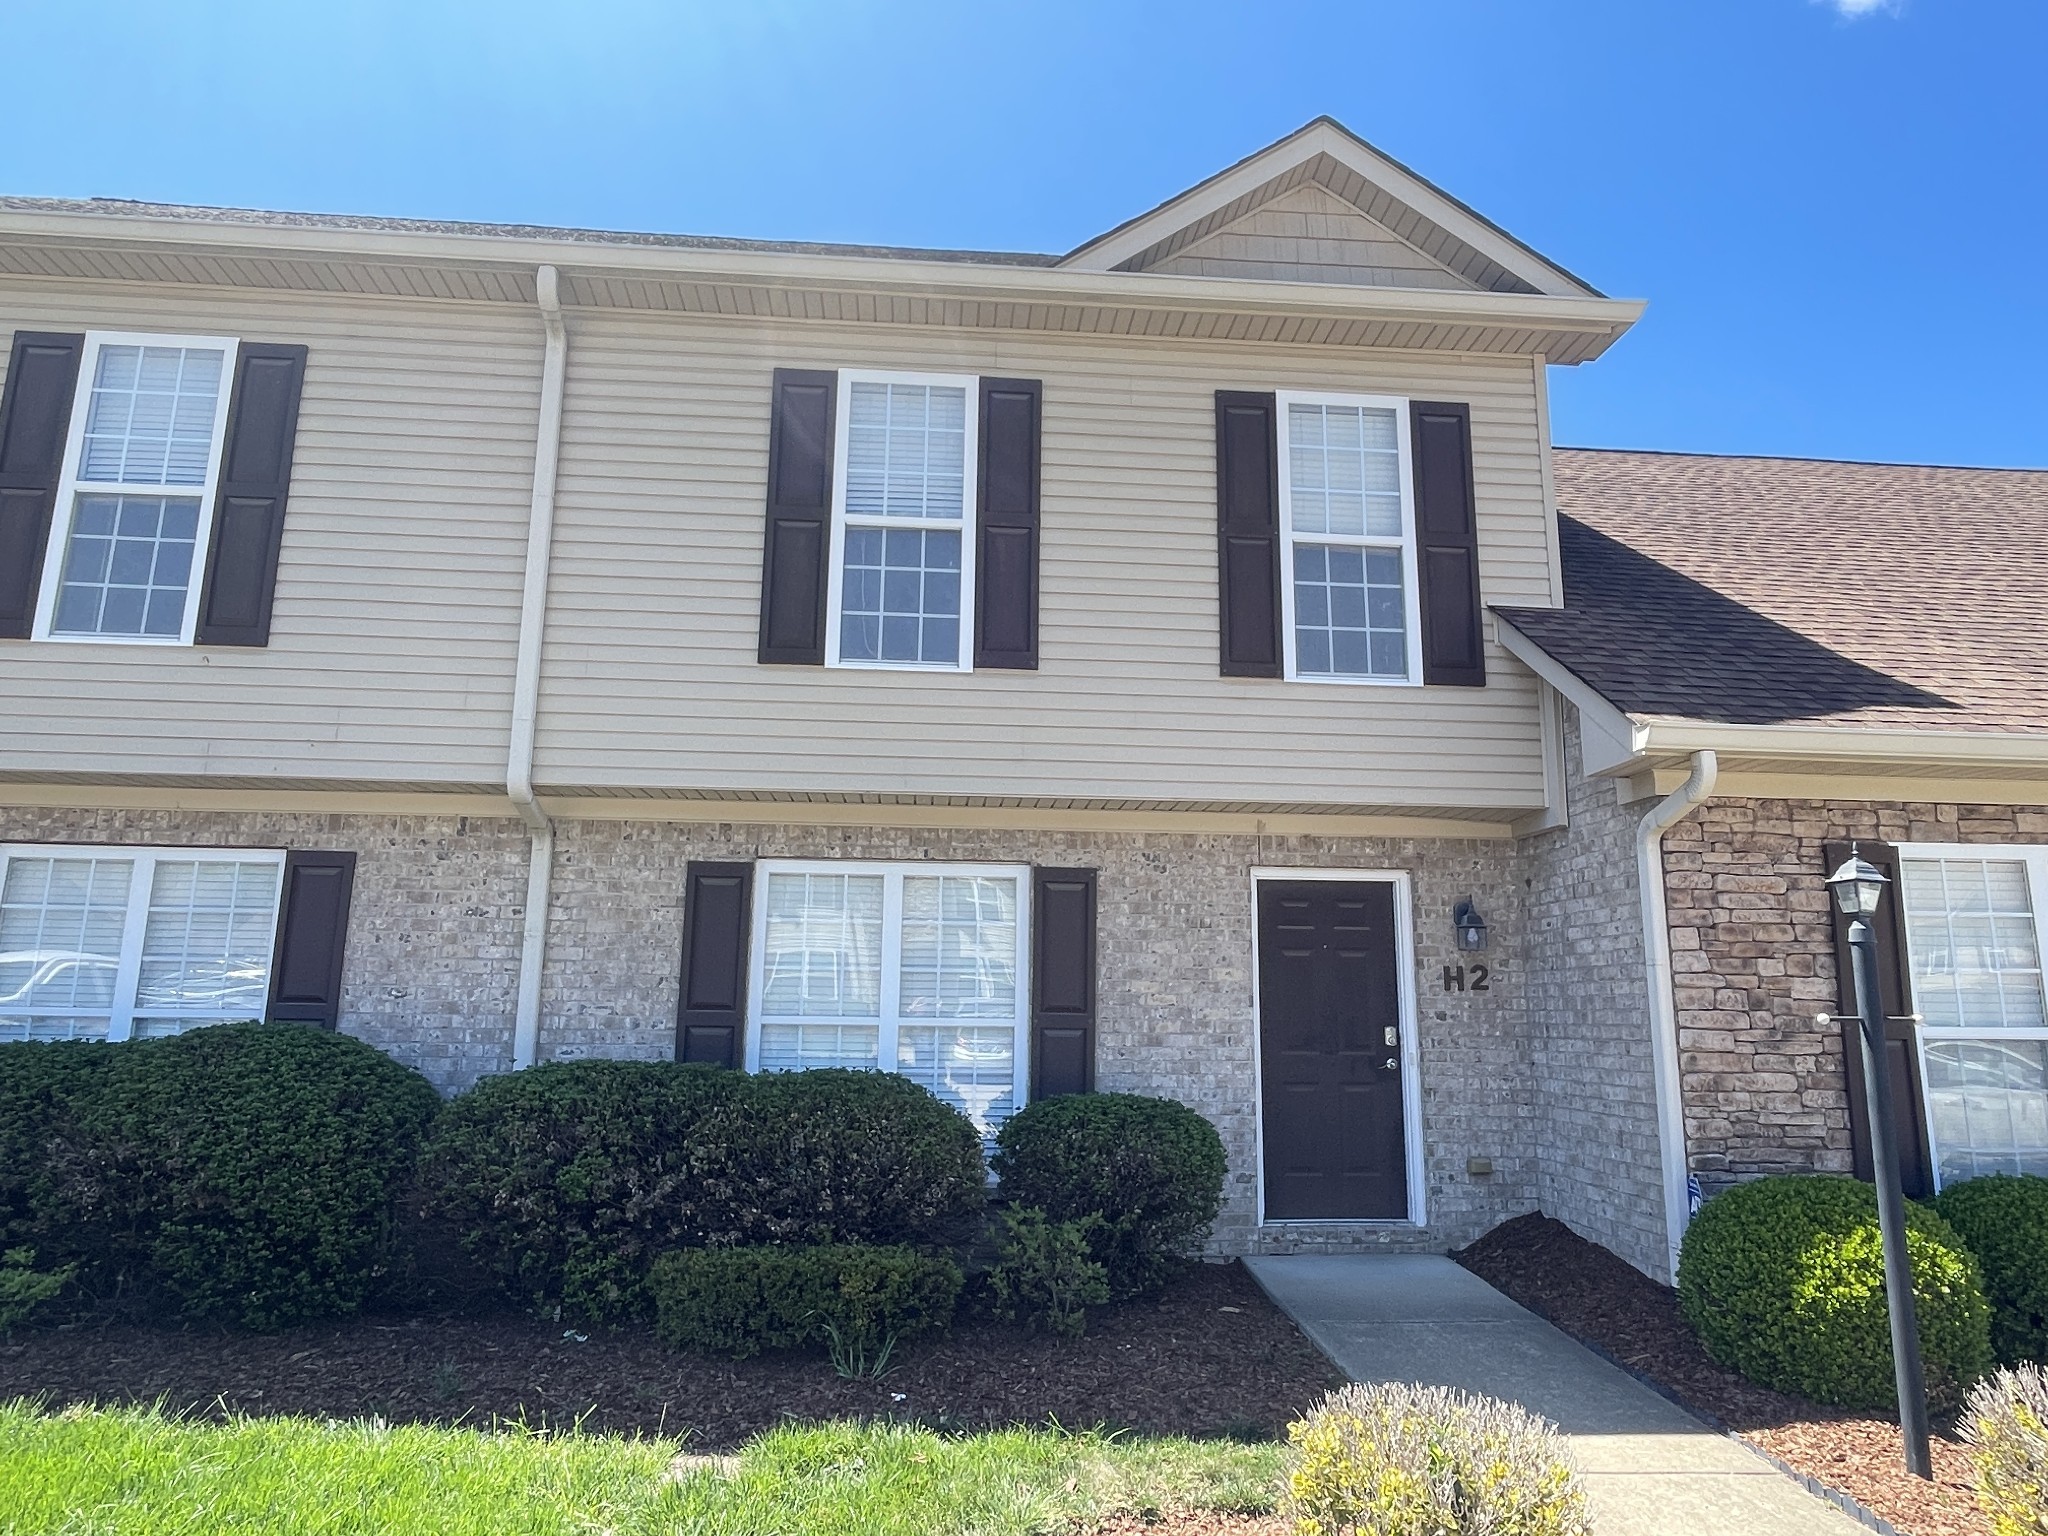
[825, 371, 978, 671]
[1276, 392, 1421, 685]
[33, 333, 238, 644]
[0, 844, 283, 1043]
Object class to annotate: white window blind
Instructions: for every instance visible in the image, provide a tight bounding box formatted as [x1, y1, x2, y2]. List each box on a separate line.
[0, 845, 283, 1044]
[750, 862, 1028, 1135]
[1900, 852, 2048, 1185]
[828, 372, 977, 671]
[37, 333, 238, 644]
[1276, 394, 1420, 684]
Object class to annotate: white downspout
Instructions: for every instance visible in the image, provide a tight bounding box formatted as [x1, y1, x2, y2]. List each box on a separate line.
[508, 265, 567, 1071]
[1637, 749, 1717, 1282]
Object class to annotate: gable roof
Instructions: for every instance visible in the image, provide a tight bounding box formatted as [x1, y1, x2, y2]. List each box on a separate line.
[1496, 449, 2048, 736]
[1059, 117, 1603, 299]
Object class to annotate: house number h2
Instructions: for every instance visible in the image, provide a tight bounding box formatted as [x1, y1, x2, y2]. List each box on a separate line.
[1443, 963, 1490, 993]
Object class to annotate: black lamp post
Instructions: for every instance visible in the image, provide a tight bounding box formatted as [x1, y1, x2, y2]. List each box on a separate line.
[1825, 848, 1933, 1480]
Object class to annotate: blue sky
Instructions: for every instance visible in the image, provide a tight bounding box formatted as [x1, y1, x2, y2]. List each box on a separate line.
[2, 0, 2040, 466]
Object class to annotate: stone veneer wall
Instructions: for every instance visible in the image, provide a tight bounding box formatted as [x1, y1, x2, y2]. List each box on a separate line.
[1522, 710, 1669, 1278]
[1661, 796, 2048, 1185]
[2, 806, 1544, 1256]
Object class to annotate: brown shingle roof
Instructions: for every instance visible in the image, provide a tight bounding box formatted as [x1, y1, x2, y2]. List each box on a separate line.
[1495, 449, 2048, 733]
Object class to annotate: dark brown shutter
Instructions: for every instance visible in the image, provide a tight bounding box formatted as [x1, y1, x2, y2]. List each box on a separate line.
[0, 331, 85, 639]
[1411, 400, 1486, 688]
[267, 850, 356, 1028]
[676, 861, 753, 1068]
[1823, 839, 1933, 1197]
[758, 368, 835, 665]
[195, 343, 308, 646]
[1215, 391, 1281, 678]
[974, 376, 1041, 670]
[1031, 867, 1097, 1098]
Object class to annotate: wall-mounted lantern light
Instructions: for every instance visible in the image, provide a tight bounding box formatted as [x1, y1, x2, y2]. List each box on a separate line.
[1452, 898, 1488, 953]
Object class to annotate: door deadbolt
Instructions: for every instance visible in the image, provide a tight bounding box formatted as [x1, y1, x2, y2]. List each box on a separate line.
[1383, 1026, 1398, 1047]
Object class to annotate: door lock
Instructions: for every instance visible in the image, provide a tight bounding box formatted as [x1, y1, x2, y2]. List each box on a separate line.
[1383, 1026, 1398, 1047]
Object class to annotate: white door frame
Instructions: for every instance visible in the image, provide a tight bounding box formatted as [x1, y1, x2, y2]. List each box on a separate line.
[1249, 866, 1427, 1228]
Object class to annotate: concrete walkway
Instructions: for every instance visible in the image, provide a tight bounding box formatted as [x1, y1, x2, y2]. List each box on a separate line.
[1244, 1255, 1865, 1536]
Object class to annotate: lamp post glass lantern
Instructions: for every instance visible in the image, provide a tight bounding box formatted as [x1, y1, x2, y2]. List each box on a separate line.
[1824, 847, 1933, 1480]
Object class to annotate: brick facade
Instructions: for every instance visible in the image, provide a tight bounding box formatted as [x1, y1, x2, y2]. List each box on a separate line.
[2, 805, 1544, 1256]
[1523, 712, 1668, 1277]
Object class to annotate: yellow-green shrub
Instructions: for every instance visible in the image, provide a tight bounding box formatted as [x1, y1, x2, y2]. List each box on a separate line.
[1677, 1174, 1991, 1411]
[1284, 1382, 1588, 1536]
[1963, 1363, 2048, 1536]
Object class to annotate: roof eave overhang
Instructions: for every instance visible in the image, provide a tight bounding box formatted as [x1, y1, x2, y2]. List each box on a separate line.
[0, 210, 1644, 362]
[1495, 614, 2048, 802]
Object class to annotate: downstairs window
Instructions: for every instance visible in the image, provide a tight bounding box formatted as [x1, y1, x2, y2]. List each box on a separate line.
[747, 860, 1028, 1135]
[0, 845, 284, 1043]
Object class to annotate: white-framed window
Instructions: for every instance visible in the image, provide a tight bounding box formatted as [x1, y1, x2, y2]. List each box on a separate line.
[0, 844, 284, 1043]
[824, 369, 978, 672]
[747, 860, 1028, 1135]
[1897, 845, 2048, 1187]
[31, 331, 239, 646]
[1276, 391, 1422, 686]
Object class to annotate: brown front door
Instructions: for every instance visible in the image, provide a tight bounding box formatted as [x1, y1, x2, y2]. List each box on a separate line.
[1257, 879, 1409, 1220]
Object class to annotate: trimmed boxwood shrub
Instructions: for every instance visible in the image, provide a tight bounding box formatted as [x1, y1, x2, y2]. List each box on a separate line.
[420, 1060, 740, 1320]
[687, 1069, 988, 1249]
[0, 1023, 440, 1330]
[648, 1243, 962, 1360]
[991, 1092, 1225, 1300]
[422, 1063, 985, 1321]
[1678, 1174, 1992, 1412]
[1935, 1174, 2048, 1366]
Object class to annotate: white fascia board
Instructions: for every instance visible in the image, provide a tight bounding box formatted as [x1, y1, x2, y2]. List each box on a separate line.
[1491, 617, 1644, 774]
[1637, 719, 2048, 772]
[1059, 120, 1597, 298]
[0, 209, 1646, 360]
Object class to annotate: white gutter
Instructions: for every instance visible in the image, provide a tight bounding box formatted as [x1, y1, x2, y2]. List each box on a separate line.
[1637, 749, 1717, 1282]
[508, 264, 567, 1071]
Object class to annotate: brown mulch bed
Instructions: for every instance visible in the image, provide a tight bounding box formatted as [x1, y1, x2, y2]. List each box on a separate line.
[0, 1259, 1340, 1451]
[1454, 1212, 1987, 1536]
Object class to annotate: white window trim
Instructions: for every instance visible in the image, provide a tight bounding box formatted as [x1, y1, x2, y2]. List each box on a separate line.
[1274, 389, 1424, 688]
[823, 368, 980, 674]
[31, 330, 240, 647]
[1895, 841, 2048, 1191]
[1247, 867, 1427, 1228]
[743, 859, 1030, 1121]
[0, 842, 284, 1042]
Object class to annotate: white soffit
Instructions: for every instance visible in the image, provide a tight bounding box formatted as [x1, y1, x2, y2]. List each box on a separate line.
[1060, 117, 1604, 300]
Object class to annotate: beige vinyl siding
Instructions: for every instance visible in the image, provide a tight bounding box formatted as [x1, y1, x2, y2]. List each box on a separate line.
[538, 315, 1555, 812]
[0, 279, 537, 785]
[1144, 183, 1476, 290]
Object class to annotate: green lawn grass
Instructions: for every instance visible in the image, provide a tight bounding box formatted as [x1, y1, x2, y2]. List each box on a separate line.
[0, 1400, 1283, 1536]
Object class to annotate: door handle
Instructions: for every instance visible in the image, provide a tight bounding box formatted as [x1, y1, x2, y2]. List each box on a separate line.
[1384, 1057, 1399, 1071]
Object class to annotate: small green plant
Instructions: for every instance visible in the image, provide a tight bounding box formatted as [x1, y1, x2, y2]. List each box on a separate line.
[1677, 1174, 1992, 1411]
[992, 1093, 1225, 1300]
[648, 1243, 962, 1361]
[1961, 1363, 2048, 1536]
[0, 1246, 73, 1332]
[1936, 1174, 2048, 1366]
[821, 1318, 900, 1380]
[986, 1206, 1109, 1338]
[1284, 1381, 1588, 1536]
